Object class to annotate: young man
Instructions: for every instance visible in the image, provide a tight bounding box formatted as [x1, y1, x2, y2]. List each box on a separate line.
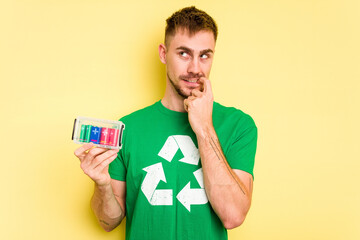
[74, 6, 257, 240]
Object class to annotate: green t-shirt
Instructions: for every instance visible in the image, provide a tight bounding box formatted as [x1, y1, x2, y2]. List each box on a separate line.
[109, 100, 257, 240]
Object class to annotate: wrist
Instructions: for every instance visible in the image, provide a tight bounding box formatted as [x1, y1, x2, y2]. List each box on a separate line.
[93, 175, 112, 188]
[95, 181, 112, 192]
[195, 123, 215, 140]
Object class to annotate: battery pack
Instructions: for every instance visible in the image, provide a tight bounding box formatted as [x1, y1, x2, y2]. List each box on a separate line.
[72, 116, 125, 149]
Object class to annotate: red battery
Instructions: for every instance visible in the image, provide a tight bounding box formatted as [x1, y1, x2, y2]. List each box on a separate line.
[100, 127, 110, 145]
[108, 128, 119, 147]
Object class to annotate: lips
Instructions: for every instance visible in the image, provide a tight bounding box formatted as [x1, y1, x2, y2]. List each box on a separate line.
[184, 79, 198, 83]
[181, 77, 199, 83]
[182, 79, 200, 89]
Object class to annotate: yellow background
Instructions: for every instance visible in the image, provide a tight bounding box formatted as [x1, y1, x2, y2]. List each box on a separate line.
[1, 0, 359, 239]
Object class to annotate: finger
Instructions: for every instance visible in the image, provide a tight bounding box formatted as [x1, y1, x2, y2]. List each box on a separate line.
[191, 89, 202, 97]
[94, 152, 118, 172]
[184, 96, 196, 112]
[198, 77, 205, 92]
[84, 147, 109, 165]
[74, 142, 94, 160]
[200, 77, 212, 93]
[81, 148, 117, 171]
[184, 99, 189, 112]
[91, 149, 119, 169]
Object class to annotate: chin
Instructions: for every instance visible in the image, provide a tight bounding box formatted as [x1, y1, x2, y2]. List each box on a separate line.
[175, 87, 191, 99]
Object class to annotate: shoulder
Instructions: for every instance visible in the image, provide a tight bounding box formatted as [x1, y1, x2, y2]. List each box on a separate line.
[119, 101, 159, 123]
[117, 101, 160, 143]
[213, 102, 256, 129]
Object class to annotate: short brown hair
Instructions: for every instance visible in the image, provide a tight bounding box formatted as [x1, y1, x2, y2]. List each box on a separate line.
[165, 6, 218, 46]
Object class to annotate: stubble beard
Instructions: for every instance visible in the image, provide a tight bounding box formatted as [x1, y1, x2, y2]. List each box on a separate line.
[167, 72, 204, 99]
[167, 72, 190, 99]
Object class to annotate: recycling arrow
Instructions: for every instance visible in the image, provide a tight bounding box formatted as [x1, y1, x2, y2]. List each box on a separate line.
[193, 168, 205, 188]
[141, 135, 208, 211]
[158, 135, 200, 165]
[176, 168, 208, 212]
[176, 183, 208, 212]
[141, 162, 173, 205]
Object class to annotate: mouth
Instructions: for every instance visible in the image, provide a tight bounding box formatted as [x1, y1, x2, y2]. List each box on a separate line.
[184, 79, 198, 83]
[182, 79, 200, 89]
[181, 77, 200, 84]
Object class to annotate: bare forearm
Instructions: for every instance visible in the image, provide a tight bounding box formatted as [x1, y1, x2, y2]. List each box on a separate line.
[197, 127, 251, 229]
[90, 183, 124, 232]
[184, 78, 252, 228]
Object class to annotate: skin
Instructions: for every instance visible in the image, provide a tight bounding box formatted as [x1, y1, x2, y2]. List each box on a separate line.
[160, 29, 253, 228]
[74, 28, 253, 231]
[74, 143, 125, 231]
[159, 29, 214, 112]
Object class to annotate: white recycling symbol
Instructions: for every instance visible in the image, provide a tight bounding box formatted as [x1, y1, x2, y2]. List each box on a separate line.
[140, 135, 208, 212]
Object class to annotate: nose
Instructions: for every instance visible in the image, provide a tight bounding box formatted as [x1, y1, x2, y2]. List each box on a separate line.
[188, 58, 201, 75]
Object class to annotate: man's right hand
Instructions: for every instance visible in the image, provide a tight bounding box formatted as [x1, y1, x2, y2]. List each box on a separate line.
[74, 142, 119, 186]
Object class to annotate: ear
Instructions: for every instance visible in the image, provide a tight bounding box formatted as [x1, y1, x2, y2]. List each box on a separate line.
[158, 43, 167, 64]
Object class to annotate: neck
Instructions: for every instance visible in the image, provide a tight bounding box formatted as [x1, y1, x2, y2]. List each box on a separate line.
[161, 80, 187, 113]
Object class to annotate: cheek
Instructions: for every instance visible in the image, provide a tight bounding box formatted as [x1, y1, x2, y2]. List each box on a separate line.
[172, 59, 188, 74]
[202, 62, 213, 75]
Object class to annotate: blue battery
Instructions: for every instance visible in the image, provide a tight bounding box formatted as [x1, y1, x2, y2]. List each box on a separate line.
[89, 126, 102, 144]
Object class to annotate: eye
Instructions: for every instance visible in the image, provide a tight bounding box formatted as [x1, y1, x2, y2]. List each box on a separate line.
[180, 51, 188, 57]
[200, 54, 209, 59]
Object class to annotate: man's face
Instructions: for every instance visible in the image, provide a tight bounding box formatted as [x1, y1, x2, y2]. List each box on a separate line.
[163, 29, 215, 98]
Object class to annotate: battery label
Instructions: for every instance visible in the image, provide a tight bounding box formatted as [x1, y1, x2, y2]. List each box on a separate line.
[108, 128, 119, 146]
[79, 125, 87, 142]
[90, 126, 101, 144]
[84, 125, 91, 142]
[100, 128, 110, 145]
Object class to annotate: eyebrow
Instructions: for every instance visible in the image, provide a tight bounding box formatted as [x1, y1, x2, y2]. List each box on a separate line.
[176, 46, 214, 55]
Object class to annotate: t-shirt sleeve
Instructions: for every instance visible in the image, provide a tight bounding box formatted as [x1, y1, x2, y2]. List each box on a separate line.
[108, 151, 126, 181]
[108, 119, 127, 181]
[226, 115, 258, 179]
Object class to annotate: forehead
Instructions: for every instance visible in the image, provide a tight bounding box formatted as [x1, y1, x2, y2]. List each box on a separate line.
[167, 29, 216, 52]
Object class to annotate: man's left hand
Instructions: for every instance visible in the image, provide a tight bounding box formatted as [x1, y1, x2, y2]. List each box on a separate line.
[184, 77, 214, 138]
